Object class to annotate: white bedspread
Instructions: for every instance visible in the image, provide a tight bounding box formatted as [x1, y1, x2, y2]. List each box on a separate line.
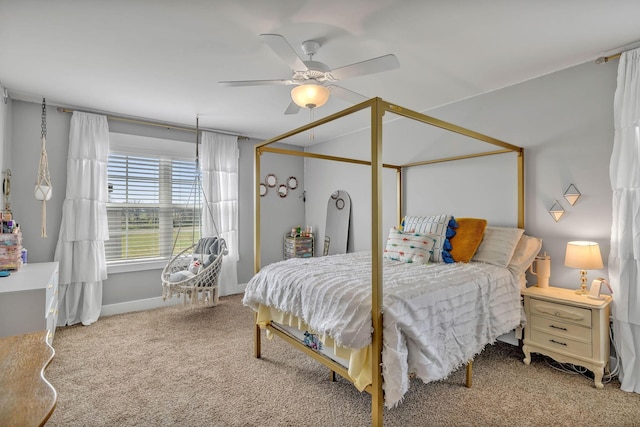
[243, 251, 522, 407]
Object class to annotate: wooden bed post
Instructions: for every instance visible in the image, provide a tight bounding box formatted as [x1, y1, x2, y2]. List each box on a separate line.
[517, 149, 525, 229]
[371, 99, 384, 427]
[396, 167, 403, 225]
[254, 313, 261, 358]
[254, 146, 262, 359]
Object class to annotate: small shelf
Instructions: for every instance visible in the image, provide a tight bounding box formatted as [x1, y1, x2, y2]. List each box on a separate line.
[284, 233, 314, 259]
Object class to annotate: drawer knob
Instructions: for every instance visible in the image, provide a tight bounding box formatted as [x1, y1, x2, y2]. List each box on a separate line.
[550, 324, 568, 331]
[549, 339, 567, 346]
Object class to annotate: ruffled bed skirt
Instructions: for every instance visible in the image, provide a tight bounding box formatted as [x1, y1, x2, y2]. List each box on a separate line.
[257, 304, 373, 391]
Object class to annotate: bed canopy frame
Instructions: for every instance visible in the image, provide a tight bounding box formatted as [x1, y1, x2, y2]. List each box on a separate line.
[253, 97, 524, 426]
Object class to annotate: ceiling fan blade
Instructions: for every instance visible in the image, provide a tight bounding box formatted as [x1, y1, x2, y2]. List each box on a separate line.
[219, 79, 294, 87]
[327, 85, 368, 104]
[330, 54, 399, 81]
[284, 100, 301, 115]
[260, 34, 308, 71]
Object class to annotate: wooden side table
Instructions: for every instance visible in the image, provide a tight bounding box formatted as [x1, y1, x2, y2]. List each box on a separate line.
[522, 286, 611, 388]
[0, 331, 57, 426]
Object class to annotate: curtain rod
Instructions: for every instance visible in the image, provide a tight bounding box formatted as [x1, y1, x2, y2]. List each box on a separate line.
[595, 52, 622, 64]
[595, 42, 640, 64]
[56, 107, 249, 139]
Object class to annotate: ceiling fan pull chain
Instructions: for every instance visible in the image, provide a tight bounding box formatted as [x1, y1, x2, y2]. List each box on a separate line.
[309, 108, 315, 142]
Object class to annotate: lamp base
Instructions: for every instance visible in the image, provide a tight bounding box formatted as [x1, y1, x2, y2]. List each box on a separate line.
[575, 270, 589, 295]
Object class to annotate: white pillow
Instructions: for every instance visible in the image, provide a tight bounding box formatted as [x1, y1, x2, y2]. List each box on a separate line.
[384, 228, 437, 264]
[508, 234, 543, 275]
[403, 214, 454, 263]
[472, 226, 524, 267]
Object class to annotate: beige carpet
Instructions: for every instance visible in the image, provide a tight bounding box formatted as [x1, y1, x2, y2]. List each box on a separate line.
[46, 294, 640, 426]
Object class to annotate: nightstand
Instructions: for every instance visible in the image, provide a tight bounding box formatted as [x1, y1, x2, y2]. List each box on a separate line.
[522, 286, 611, 388]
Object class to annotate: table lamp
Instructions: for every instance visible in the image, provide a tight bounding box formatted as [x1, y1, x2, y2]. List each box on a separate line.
[564, 241, 604, 295]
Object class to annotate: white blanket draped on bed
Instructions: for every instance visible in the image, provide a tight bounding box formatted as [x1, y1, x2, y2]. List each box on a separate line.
[243, 251, 522, 407]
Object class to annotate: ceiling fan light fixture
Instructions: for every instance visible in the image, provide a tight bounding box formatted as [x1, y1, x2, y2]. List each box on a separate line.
[291, 83, 329, 109]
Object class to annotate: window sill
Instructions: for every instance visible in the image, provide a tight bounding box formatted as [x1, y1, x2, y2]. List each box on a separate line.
[107, 259, 168, 275]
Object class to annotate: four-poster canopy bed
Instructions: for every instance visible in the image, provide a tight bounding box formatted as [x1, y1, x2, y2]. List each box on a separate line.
[245, 98, 525, 426]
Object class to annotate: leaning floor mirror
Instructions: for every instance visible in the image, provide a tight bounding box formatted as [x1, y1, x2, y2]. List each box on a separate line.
[323, 190, 351, 256]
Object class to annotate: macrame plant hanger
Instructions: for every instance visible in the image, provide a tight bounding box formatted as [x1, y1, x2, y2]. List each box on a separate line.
[35, 98, 52, 238]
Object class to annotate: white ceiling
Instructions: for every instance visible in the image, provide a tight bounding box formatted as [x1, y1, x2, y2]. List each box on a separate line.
[2, 0, 640, 144]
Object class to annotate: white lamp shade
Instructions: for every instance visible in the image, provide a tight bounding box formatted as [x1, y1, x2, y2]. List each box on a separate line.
[291, 84, 330, 109]
[35, 184, 52, 201]
[564, 241, 603, 269]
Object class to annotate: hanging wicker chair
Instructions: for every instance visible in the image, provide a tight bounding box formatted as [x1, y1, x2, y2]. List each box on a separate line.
[160, 116, 227, 307]
[161, 237, 227, 306]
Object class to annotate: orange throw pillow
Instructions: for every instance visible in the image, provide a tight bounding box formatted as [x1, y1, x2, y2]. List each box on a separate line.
[449, 218, 487, 263]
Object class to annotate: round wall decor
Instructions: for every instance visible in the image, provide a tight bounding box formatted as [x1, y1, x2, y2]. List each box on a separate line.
[287, 176, 298, 190]
[277, 184, 288, 198]
[265, 173, 277, 187]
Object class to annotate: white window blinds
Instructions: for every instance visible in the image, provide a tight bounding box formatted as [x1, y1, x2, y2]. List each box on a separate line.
[106, 134, 201, 263]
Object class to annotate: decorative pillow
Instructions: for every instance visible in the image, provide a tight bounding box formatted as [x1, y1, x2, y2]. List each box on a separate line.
[472, 226, 524, 267]
[383, 228, 437, 264]
[508, 234, 543, 275]
[402, 215, 457, 263]
[449, 218, 488, 263]
[169, 270, 196, 283]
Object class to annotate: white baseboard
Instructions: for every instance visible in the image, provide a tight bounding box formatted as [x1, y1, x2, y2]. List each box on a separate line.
[99, 283, 247, 317]
[497, 330, 519, 346]
[100, 296, 180, 317]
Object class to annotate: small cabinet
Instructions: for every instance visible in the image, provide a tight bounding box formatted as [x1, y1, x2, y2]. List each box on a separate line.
[284, 233, 314, 259]
[522, 286, 611, 388]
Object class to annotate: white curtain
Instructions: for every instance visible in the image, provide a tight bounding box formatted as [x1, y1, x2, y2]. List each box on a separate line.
[54, 112, 109, 326]
[200, 131, 239, 295]
[609, 47, 640, 393]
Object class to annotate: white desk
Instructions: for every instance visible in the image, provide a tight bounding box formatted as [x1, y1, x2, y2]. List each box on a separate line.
[0, 262, 59, 343]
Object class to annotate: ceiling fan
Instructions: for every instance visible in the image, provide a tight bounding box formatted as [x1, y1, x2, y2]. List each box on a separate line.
[219, 34, 400, 114]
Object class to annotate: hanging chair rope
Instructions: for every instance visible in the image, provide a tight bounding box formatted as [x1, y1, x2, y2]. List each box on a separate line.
[35, 98, 52, 238]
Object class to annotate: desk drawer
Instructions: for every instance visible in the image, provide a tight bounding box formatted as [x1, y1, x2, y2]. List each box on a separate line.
[529, 299, 591, 327]
[531, 328, 592, 358]
[530, 315, 591, 342]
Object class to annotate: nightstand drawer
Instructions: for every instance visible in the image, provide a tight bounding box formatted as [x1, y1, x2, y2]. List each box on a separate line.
[529, 299, 591, 327]
[530, 315, 592, 342]
[531, 328, 592, 358]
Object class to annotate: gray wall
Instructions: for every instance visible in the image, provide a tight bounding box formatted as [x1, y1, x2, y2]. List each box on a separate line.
[304, 60, 615, 289]
[4, 58, 616, 306]
[9, 101, 68, 261]
[7, 101, 304, 306]
[257, 148, 306, 266]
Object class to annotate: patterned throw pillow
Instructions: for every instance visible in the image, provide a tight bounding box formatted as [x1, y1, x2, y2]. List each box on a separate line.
[402, 214, 457, 263]
[384, 228, 437, 264]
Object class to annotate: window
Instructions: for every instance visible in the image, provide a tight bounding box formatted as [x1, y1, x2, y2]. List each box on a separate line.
[106, 133, 201, 266]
